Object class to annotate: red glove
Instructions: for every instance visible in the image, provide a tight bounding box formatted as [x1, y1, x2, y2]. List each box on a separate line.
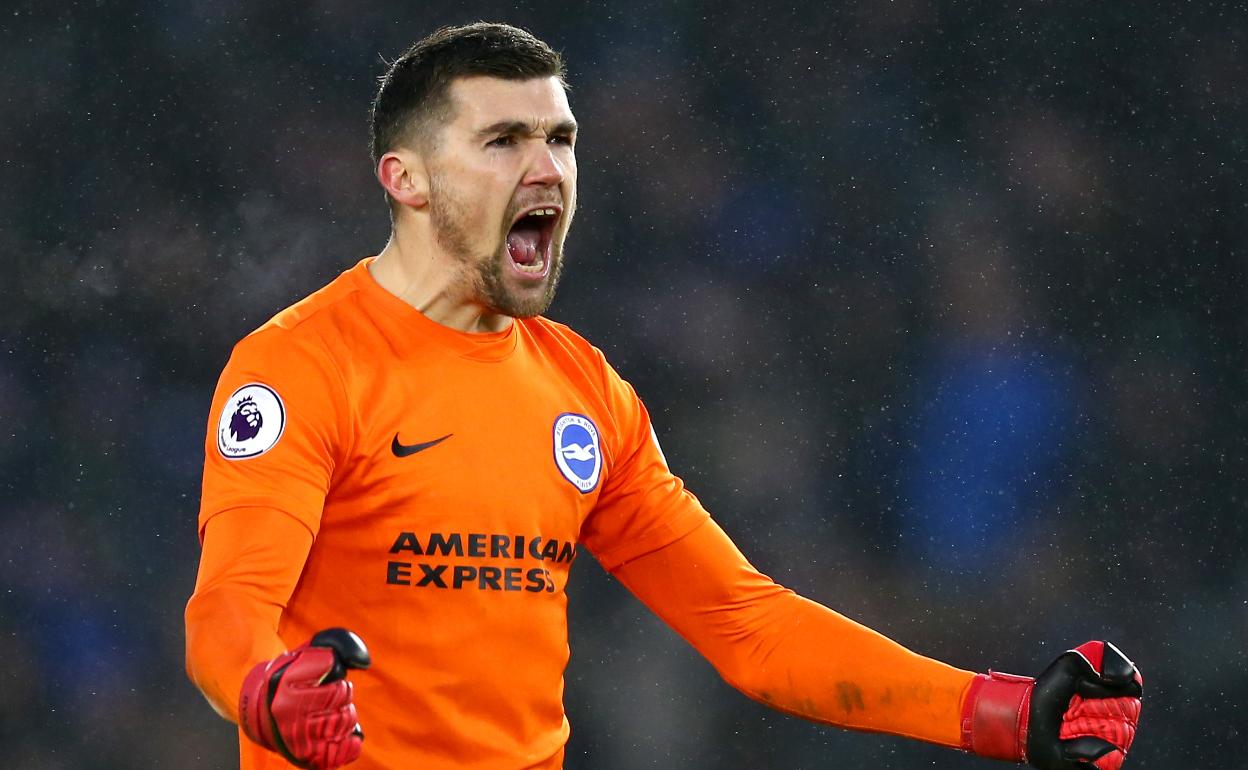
[239, 628, 371, 770]
[961, 640, 1143, 769]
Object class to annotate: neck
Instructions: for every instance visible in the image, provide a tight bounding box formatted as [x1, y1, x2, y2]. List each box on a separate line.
[369, 228, 513, 334]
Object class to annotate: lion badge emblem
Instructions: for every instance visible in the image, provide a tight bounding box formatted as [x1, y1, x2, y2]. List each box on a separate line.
[229, 396, 264, 441]
[217, 383, 285, 459]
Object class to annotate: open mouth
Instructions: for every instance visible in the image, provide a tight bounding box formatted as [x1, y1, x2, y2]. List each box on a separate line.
[506, 205, 560, 277]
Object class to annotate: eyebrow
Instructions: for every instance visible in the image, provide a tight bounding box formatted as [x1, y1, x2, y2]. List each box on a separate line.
[475, 119, 579, 138]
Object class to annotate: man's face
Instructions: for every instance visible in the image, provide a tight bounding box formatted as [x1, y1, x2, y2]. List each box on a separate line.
[425, 75, 577, 318]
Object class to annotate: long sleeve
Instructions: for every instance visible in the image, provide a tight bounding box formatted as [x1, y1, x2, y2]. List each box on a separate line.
[188, 317, 344, 721]
[184, 507, 314, 720]
[611, 518, 975, 746]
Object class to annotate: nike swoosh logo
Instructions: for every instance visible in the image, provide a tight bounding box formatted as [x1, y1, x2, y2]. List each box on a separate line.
[391, 433, 452, 458]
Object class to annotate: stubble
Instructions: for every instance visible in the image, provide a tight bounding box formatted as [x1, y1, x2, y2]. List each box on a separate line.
[428, 171, 565, 319]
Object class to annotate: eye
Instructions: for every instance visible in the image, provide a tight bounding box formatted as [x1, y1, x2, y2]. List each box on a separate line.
[548, 134, 574, 147]
[487, 135, 516, 148]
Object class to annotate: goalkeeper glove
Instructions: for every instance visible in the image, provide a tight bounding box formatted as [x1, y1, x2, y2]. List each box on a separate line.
[961, 640, 1143, 770]
[239, 628, 371, 770]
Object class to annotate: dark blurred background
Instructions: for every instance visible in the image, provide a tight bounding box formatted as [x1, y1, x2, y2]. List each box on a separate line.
[3, 0, 1245, 767]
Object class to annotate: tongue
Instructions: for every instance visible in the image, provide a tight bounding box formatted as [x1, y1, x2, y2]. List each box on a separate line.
[507, 227, 540, 265]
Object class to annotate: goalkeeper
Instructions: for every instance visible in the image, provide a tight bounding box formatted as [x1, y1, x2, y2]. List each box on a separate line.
[185, 22, 1142, 770]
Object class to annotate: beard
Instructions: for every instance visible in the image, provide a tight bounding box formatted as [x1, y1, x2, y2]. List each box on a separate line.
[429, 172, 566, 319]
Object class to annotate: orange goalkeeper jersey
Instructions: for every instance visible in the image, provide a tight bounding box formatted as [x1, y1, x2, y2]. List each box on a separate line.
[195, 257, 709, 769]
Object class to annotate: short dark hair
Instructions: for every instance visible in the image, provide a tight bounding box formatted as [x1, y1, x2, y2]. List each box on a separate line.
[369, 22, 566, 166]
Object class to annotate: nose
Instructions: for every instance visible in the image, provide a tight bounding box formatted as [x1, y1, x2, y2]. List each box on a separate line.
[523, 143, 565, 188]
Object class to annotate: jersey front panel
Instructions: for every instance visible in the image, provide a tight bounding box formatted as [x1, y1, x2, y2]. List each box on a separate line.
[286, 323, 607, 769]
[200, 259, 708, 770]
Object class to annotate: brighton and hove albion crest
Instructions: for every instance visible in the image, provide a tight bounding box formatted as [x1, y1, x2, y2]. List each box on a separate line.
[552, 413, 601, 494]
[217, 383, 285, 460]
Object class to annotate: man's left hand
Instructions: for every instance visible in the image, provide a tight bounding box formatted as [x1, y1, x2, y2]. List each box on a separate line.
[961, 640, 1143, 769]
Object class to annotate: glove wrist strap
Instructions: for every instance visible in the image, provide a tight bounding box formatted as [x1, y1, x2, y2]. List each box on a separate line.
[239, 659, 278, 750]
[961, 671, 1035, 762]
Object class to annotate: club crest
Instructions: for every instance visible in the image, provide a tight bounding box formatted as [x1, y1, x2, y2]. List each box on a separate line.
[552, 412, 601, 494]
[217, 383, 285, 459]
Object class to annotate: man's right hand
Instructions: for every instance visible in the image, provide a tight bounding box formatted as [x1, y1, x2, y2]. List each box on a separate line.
[239, 628, 371, 770]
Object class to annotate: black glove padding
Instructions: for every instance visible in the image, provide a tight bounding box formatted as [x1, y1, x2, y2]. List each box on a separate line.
[1027, 641, 1143, 770]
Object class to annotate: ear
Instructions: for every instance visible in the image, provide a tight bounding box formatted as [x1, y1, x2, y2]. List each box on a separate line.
[377, 150, 429, 209]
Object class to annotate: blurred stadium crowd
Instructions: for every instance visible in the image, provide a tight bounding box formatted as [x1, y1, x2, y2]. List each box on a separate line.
[3, 1, 1244, 767]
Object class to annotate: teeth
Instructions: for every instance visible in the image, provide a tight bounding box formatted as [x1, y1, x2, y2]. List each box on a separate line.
[525, 208, 558, 218]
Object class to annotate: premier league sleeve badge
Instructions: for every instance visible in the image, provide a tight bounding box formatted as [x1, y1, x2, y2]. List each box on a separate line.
[217, 383, 286, 459]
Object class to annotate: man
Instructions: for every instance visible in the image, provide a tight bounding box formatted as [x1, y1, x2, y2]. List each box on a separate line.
[185, 23, 1142, 770]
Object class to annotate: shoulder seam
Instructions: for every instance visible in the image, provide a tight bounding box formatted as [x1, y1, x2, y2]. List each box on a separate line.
[246, 277, 367, 338]
[305, 323, 358, 465]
